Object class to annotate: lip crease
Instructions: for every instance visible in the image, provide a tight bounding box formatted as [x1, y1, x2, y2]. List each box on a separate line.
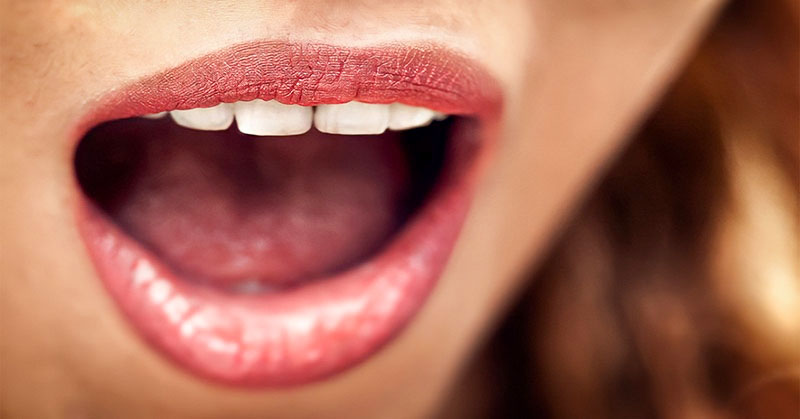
[73, 40, 503, 386]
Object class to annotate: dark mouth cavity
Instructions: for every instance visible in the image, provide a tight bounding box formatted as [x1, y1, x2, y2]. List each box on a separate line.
[74, 114, 451, 293]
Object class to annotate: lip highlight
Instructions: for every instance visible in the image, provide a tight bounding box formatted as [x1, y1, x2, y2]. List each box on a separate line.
[73, 40, 502, 386]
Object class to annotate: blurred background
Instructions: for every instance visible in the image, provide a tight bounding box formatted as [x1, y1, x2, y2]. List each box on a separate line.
[436, 1, 799, 418]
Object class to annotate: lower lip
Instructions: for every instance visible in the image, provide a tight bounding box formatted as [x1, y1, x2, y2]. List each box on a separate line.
[73, 41, 501, 386]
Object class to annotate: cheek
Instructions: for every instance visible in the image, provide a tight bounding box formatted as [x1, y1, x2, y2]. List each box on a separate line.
[462, 0, 722, 302]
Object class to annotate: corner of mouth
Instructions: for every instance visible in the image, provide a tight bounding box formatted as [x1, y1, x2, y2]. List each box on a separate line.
[71, 39, 504, 386]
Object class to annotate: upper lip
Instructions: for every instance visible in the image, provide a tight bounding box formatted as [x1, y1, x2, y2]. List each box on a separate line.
[73, 40, 502, 386]
[78, 40, 502, 135]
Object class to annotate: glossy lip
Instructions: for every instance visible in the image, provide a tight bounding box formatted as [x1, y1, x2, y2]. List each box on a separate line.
[73, 40, 502, 386]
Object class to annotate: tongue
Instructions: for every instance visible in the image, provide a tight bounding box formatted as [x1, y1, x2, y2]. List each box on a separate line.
[94, 121, 409, 289]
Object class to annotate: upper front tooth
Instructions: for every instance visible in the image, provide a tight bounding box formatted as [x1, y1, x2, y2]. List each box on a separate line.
[234, 100, 313, 136]
[314, 102, 390, 135]
[388, 104, 438, 131]
[170, 103, 234, 131]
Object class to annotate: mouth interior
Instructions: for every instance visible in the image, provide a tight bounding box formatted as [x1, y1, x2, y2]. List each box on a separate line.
[74, 115, 451, 293]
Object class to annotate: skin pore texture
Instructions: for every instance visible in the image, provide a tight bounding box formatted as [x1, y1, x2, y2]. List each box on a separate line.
[0, 0, 722, 418]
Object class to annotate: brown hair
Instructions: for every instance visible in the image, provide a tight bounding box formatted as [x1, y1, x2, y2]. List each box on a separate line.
[440, 1, 799, 417]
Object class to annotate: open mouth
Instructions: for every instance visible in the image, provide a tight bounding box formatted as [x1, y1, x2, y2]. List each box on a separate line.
[72, 41, 501, 386]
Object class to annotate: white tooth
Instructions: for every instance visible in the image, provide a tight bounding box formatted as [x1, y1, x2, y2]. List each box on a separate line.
[388, 104, 439, 130]
[170, 103, 234, 131]
[142, 111, 167, 119]
[314, 101, 390, 135]
[234, 100, 312, 136]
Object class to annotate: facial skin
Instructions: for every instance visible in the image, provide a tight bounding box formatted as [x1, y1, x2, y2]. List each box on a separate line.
[1, 1, 721, 418]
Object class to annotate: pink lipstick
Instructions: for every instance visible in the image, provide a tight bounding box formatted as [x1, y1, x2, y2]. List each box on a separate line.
[72, 41, 502, 386]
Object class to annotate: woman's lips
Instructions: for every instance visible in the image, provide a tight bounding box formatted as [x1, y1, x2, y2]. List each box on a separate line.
[73, 41, 502, 386]
[85, 41, 501, 124]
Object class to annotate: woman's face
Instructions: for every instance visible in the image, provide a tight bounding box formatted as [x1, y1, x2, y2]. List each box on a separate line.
[1, 1, 719, 417]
